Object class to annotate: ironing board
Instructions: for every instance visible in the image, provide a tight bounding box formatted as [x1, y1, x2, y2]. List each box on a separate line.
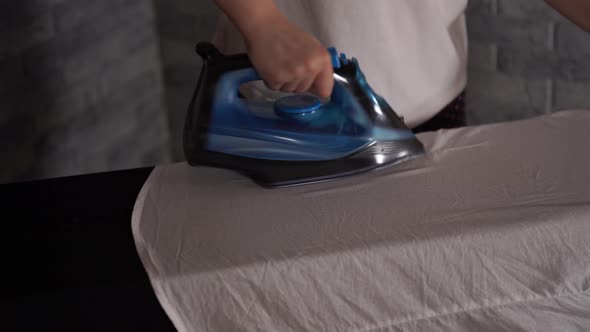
[131, 110, 590, 332]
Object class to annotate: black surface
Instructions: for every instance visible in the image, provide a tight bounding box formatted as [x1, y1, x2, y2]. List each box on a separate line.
[0, 167, 176, 331]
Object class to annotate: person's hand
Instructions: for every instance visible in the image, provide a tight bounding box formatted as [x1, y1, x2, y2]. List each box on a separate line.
[242, 12, 334, 98]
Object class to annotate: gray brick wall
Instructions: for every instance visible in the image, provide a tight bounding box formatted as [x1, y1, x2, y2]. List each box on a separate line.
[466, 0, 590, 124]
[152, 0, 219, 161]
[2, 1, 589, 183]
[0, 0, 171, 184]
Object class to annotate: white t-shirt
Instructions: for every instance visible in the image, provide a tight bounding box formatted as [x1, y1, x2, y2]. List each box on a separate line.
[212, 0, 468, 128]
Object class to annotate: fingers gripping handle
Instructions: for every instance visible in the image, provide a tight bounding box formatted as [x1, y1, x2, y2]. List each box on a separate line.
[196, 42, 342, 103]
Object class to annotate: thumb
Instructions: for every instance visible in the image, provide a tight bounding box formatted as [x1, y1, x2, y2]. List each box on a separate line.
[310, 66, 334, 99]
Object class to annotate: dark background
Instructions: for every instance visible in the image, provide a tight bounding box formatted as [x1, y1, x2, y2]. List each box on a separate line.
[1, 0, 589, 183]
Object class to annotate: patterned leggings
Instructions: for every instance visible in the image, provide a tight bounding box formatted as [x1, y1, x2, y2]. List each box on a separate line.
[412, 91, 467, 133]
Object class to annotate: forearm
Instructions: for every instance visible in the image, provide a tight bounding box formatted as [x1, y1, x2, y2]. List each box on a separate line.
[213, 0, 283, 39]
[545, 0, 590, 32]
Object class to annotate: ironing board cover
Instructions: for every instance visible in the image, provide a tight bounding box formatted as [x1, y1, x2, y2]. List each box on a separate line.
[132, 110, 590, 332]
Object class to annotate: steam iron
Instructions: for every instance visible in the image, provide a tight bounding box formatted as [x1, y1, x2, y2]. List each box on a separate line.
[183, 42, 425, 188]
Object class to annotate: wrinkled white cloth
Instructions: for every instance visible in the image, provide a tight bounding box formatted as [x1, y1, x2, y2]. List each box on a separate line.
[132, 110, 590, 332]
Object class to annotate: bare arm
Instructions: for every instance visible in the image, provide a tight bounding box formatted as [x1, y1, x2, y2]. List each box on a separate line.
[545, 0, 590, 32]
[213, 0, 281, 40]
[212, 0, 334, 98]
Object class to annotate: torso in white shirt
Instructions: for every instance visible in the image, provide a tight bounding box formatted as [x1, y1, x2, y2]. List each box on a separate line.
[212, 0, 468, 128]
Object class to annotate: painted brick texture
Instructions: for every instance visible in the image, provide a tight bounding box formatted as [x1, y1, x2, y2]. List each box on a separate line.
[2, 0, 589, 183]
[152, 0, 219, 161]
[0, 0, 171, 184]
[466, 0, 590, 124]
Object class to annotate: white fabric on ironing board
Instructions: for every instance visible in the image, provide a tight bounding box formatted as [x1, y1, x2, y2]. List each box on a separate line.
[132, 110, 590, 332]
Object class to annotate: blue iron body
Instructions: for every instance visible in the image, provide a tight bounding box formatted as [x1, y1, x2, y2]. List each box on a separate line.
[183, 42, 425, 188]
